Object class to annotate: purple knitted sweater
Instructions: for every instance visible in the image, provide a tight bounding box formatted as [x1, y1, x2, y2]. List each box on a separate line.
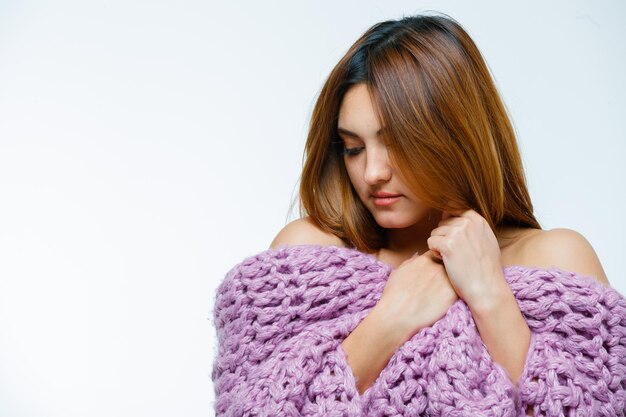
[210, 244, 626, 416]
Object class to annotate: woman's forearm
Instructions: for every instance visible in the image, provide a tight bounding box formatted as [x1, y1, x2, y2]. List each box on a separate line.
[469, 276, 532, 384]
[341, 304, 412, 395]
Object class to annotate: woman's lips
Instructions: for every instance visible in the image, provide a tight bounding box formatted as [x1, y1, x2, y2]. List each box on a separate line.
[373, 195, 402, 206]
[371, 191, 401, 198]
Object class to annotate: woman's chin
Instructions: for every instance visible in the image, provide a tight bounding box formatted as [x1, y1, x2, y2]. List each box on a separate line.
[373, 213, 412, 229]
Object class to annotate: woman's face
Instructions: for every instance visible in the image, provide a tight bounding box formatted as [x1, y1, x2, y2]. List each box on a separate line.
[337, 83, 431, 229]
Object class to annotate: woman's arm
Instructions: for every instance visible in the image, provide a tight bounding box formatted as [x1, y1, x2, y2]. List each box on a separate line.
[269, 218, 409, 395]
[469, 278, 532, 385]
[468, 228, 610, 383]
[340, 302, 413, 394]
[466, 228, 614, 415]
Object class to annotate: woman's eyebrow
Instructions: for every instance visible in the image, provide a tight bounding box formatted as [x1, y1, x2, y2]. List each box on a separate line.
[337, 126, 385, 138]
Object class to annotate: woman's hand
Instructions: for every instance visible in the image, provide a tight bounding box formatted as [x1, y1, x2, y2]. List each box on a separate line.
[426, 208, 504, 310]
[377, 250, 459, 341]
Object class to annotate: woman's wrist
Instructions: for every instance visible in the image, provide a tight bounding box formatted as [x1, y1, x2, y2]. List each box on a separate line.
[372, 299, 420, 347]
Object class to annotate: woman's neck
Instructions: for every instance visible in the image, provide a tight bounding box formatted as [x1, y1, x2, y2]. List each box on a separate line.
[378, 213, 535, 264]
[383, 209, 443, 256]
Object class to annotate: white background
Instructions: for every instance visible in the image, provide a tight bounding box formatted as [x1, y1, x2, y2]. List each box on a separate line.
[0, 1, 624, 416]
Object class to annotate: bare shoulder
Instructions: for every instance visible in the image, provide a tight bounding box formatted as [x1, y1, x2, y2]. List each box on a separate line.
[269, 216, 347, 250]
[520, 228, 610, 286]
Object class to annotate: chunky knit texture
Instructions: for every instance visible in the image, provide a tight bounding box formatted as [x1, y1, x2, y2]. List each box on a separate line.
[210, 244, 626, 416]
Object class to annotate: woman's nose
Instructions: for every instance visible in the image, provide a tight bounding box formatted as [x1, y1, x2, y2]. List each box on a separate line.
[363, 147, 392, 185]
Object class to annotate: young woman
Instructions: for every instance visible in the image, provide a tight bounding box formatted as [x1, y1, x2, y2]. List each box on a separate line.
[269, 12, 610, 402]
[210, 12, 624, 417]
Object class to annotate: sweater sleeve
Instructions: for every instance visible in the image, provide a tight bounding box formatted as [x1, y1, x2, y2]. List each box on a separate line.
[211, 322, 363, 416]
[505, 268, 626, 416]
[360, 299, 519, 417]
[209, 248, 379, 416]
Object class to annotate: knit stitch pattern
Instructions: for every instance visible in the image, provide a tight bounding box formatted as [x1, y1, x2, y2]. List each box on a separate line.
[210, 244, 626, 416]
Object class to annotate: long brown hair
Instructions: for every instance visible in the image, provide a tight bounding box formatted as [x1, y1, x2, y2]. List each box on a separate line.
[295, 12, 542, 254]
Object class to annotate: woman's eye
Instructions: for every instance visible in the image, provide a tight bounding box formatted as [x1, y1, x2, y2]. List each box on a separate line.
[341, 147, 364, 157]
